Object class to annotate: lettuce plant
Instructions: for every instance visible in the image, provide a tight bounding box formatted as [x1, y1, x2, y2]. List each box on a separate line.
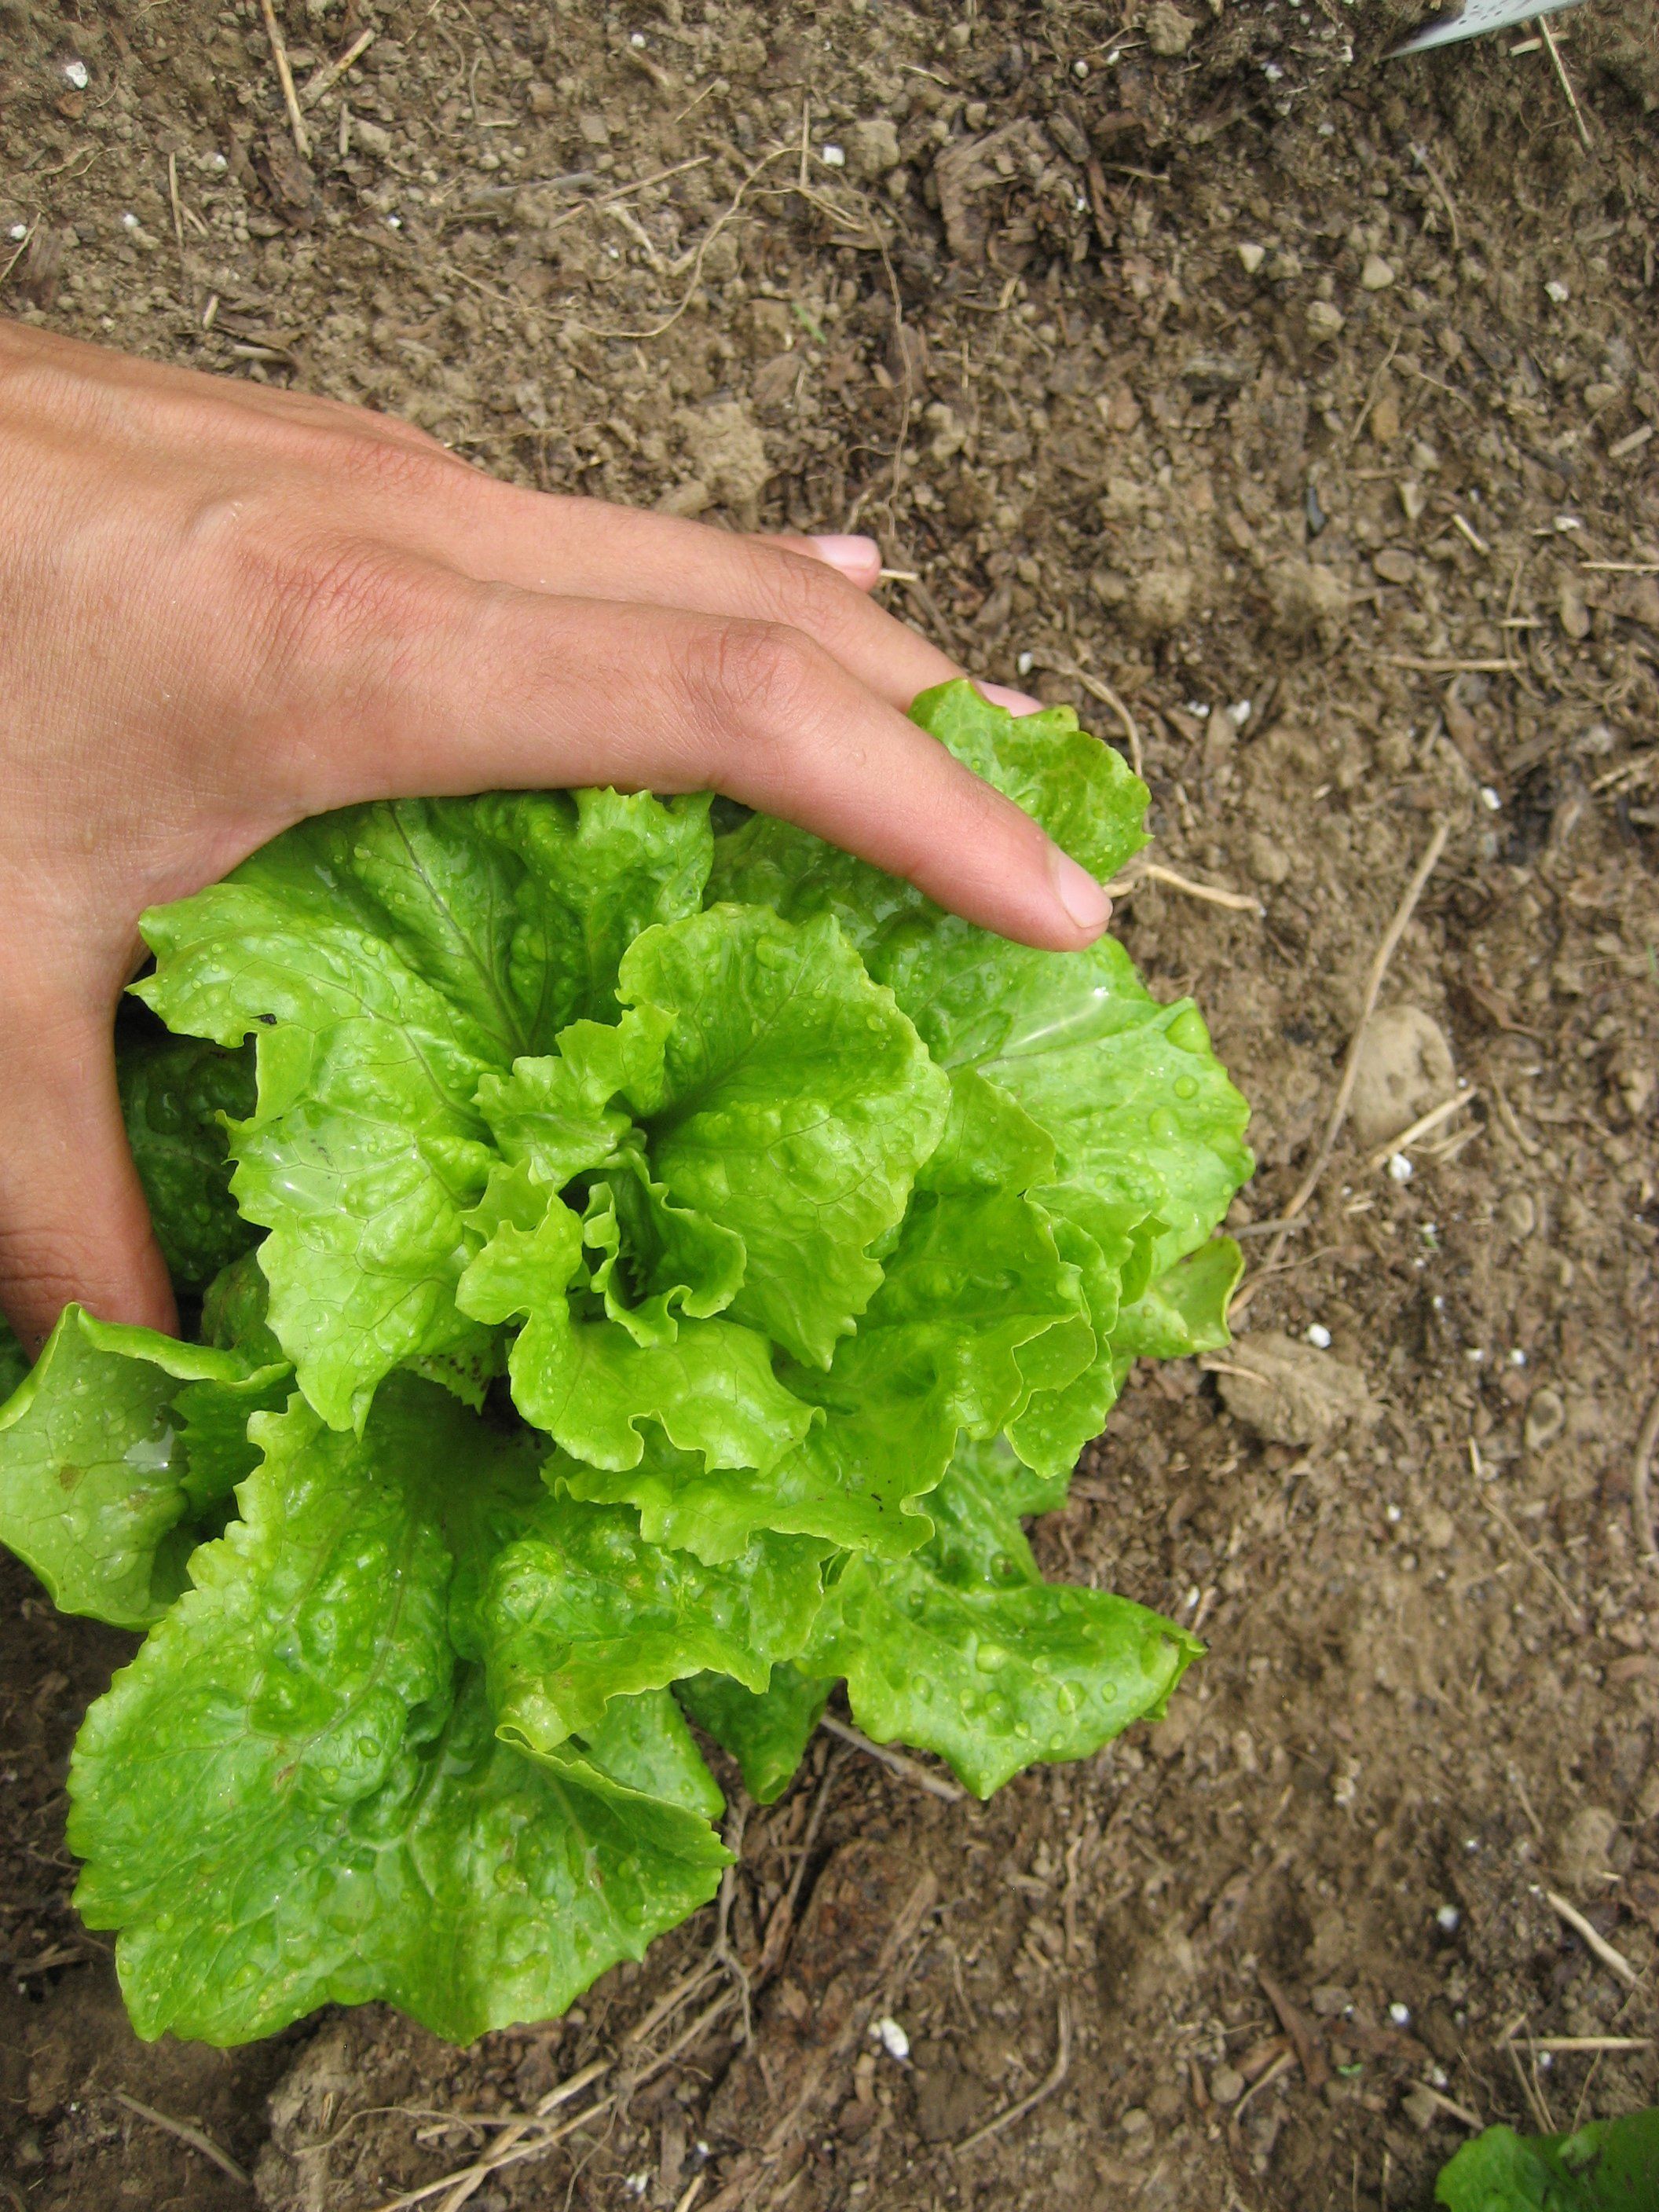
[1436, 2108, 1659, 2210]
[0, 682, 1251, 2045]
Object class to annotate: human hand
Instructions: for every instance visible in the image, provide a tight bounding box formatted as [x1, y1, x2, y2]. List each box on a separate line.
[0, 318, 1110, 1350]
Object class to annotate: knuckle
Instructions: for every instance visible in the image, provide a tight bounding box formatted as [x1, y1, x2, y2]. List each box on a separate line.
[259, 533, 449, 674]
[749, 544, 859, 641]
[682, 618, 822, 752]
[323, 416, 465, 494]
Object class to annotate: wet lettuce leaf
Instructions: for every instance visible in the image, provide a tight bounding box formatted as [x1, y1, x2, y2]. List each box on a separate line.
[118, 1033, 260, 1291]
[677, 1662, 836, 1805]
[802, 1437, 1202, 1796]
[69, 1378, 728, 2045]
[0, 1306, 287, 1628]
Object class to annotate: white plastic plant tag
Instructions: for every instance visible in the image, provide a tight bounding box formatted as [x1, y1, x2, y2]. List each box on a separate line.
[1390, 0, 1591, 54]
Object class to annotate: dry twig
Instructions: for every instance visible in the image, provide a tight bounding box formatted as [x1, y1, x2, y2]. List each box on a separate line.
[1105, 860, 1262, 915]
[114, 2093, 250, 2188]
[577, 145, 795, 341]
[1470, 1457, 1585, 1634]
[1538, 13, 1594, 152]
[757, 1745, 845, 1980]
[954, 1993, 1072, 2154]
[1545, 1892, 1639, 1988]
[1238, 821, 1448, 1310]
[819, 1714, 964, 1803]
[1509, 2034, 1652, 2054]
[1258, 1968, 1330, 2089]
[259, 0, 311, 160]
[1364, 1088, 1480, 1170]
[1632, 1388, 1659, 1568]
[1232, 2047, 1295, 2123]
[299, 28, 375, 108]
[1413, 2083, 1484, 2130]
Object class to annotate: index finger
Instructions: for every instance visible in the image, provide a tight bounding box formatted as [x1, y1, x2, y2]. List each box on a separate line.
[278, 567, 1110, 953]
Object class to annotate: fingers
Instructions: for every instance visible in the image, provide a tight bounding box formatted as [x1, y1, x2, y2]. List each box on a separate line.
[0, 1006, 176, 1353]
[284, 572, 1108, 952]
[382, 489, 965, 712]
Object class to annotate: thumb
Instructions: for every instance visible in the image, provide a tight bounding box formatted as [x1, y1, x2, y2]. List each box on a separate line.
[0, 1006, 177, 1355]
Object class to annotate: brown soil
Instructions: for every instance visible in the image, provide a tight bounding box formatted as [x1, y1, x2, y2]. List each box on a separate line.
[4, 2, 1659, 2208]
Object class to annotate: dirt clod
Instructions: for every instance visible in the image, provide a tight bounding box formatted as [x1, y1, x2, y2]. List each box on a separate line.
[1265, 558, 1348, 643]
[1214, 1331, 1377, 1449]
[1348, 1005, 1457, 1149]
[1555, 1806, 1623, 1892]
[1145, 4, 1197, 58]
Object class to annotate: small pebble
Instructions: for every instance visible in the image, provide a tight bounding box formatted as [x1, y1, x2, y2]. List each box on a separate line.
[1389, 2002, 1412, 2027]
[1229, 698, 1252, 727]
[820, 143, 846, 168]
[1237, 241, 1266, 274]
[1306, 1323, 1332, 1350]
[1388, 1153, 1413, 1184]
[1209, 2065, 1244, 2107]
[1544, 279, 1569, 304]
[1436, 1905, 1461, 1932]
[1402, 2086, 1440, 2132]
[1524, 1386, 1566, 1452]
[1479, 786, 1502, 811]
[872, 2015, 910, 2060]
[1360, 254, 1394, 291]
[1119, 2105, 1152, 2136]
[64, 57, 90, 88]
[1016, 650, 1035, 676]
[6, 222, 25, 241]
[1305, 299, 1345, 342]
[1497, 1189, 1536, 1238]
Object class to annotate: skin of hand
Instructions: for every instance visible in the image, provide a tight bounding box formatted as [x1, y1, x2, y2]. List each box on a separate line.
[0, 317, 1111, 1353]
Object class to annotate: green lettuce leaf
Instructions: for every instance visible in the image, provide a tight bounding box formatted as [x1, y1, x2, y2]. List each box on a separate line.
[69, 1376, 727, 2045]
[136, 791, 712, 1430]
[511, 1312, 816, 1481]
[617, 904, 949, 1368]
[677, 1661, 835, 1804]
[558, 1186, 1082, 1562]
[873, 921, 1250, 1279]
[712, 680, 1250, 1287]
[1109, 1235, 1243, 1362]
[475, 1489, 827, 1753]
[0, 1306, 287, 1628]
[117, 1033, 259, 1291]
[804, 1437, 1200, 1796]
[1435, 2109, 1659, 2211]
[1005, 1185, 1138, 1481]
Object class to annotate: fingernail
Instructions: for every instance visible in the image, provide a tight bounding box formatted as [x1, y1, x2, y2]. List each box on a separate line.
[977, 680, 1046, 716]
[1049, 846, 1111, 936]
[807, 532, 881, 580]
